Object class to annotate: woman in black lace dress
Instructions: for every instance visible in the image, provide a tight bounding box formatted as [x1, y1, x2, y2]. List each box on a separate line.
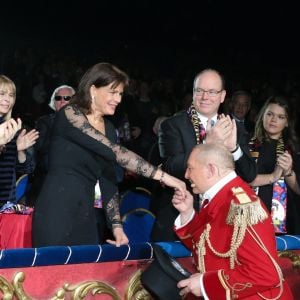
[32, 63, 186, 247]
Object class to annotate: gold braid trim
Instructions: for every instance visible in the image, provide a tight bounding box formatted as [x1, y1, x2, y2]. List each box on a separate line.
[187, 103, 205, 144]
[247, 225, 284, 300]
[217, 270, 231, 300]
[226, 199, 268, 226]
[197, 220, 247, 272]
[276, 136, 285, 163]
[197, 191, 268, 273]
[219, 269, 253, 300]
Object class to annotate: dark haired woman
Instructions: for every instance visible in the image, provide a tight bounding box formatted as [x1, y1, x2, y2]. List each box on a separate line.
[249, 95, 300, 234]
[33, 63, 186, 247]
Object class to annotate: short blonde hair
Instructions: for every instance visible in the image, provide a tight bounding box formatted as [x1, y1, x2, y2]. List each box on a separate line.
[0, 75, 16, 120]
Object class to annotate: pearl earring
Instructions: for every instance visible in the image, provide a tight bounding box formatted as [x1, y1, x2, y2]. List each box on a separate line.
[92, 95, 95, 101]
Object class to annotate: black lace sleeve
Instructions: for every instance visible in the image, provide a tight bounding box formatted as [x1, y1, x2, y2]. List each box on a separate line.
[105, 191, 121, 228]
[64, 104, 158, 178]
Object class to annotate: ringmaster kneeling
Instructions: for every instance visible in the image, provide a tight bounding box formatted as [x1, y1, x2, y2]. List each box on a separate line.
[173, 143, 293, 299]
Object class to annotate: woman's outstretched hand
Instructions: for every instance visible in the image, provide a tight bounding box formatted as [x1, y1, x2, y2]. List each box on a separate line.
[107, 227, 129, 247]
[161, 172, 187, 196]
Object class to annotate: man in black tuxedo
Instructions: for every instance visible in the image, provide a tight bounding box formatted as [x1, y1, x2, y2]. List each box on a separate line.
[150, 68, 256, 241]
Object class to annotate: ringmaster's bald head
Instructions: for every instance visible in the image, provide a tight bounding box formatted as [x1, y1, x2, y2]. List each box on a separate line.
[185, 143, 234, 194]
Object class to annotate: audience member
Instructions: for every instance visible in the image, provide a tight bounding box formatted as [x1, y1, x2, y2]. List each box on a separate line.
[26, 85, 76, 206]
[249, 95, 300, 234]
[32, 63, 186, 247]
[0, 75, 39, 209]
[151, 68, 255, 241]
[147, 116, 168, 166]
[128, 80, 158, 159]
[230, 90, 254, 144]
[172, 143, 293, 299]
[31, 74, 48, 118]
[34, 85, 75, 177]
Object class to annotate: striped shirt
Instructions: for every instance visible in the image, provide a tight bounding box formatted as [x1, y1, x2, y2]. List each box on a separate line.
[0, 118, 34, 206]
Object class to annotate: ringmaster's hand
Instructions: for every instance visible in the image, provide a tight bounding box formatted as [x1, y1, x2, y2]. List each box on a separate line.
[172, 190, 194, 225]
[178, 273, 202, 298]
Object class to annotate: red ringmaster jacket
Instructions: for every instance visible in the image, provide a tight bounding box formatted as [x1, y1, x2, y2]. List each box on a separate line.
[175, 176, 293, 300]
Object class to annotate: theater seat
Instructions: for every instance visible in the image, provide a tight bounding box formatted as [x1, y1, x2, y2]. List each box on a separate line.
[122, 208, 155, 243]
[16, 174, 29, 202]
[120, 187, 152, 216]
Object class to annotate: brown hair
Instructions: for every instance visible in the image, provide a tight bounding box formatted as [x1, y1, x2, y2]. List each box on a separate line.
[72, 62, 129, 115]
[254, 95, 299, 152]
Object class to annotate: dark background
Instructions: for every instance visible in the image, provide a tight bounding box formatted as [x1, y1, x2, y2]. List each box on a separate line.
[1, 0, 299, 73]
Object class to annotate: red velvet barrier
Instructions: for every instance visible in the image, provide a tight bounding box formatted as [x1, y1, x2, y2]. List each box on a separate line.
[0, 214, 32, 249]
[0, 255, 299, 299]
[278, 251, 300, 299]
[0, 260, 149, 299]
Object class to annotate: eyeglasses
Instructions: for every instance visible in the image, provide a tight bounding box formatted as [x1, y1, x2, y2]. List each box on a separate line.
[193, 88, 223, 97]
[54, 95, 73, 101]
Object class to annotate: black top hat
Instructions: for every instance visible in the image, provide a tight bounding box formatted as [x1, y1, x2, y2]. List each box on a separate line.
[141, 244, 191, 300]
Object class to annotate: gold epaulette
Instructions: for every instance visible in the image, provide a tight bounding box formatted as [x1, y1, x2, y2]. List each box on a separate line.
[232, 187, 252, 204]
[226, 187, 268, 226]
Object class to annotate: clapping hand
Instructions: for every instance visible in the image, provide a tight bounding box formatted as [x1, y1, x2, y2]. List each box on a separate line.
[277, 151, 293, 176]
[17, 128, 39, 151]
[206, 115, 236, 149]
[0, 118, 22, 146]
[272, 164, 284, 182]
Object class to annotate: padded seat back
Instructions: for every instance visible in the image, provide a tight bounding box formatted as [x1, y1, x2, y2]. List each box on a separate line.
[122, 208, 155, 243]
